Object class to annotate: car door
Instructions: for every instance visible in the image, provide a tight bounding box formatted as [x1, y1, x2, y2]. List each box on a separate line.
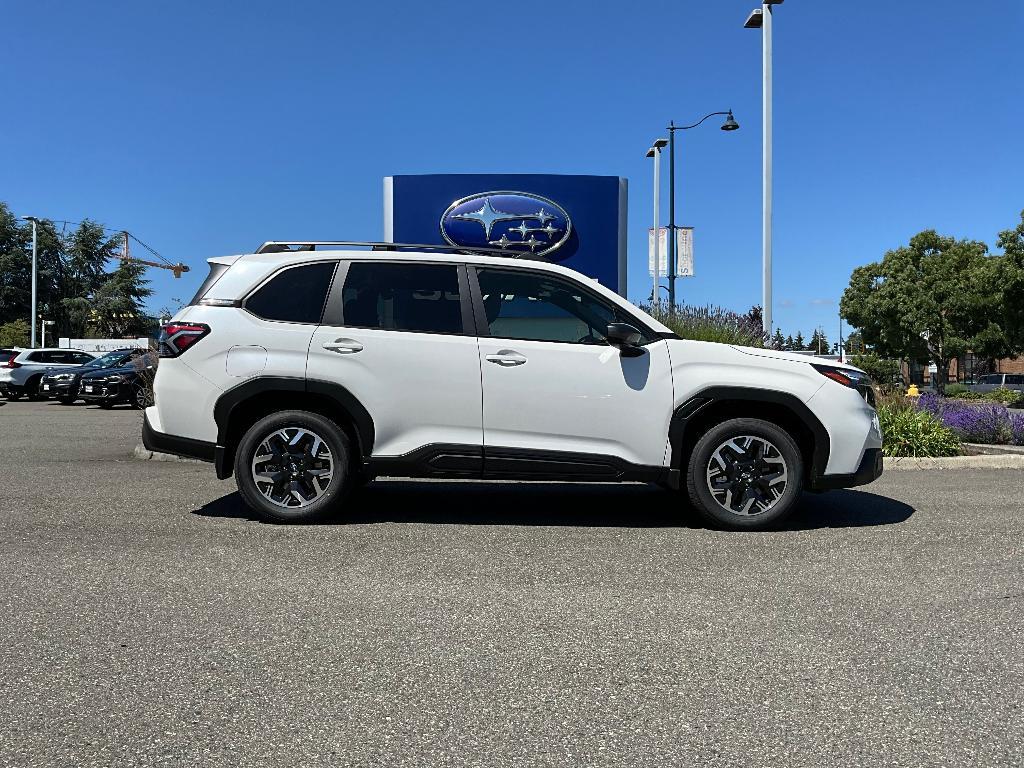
[307, 259, 483, 460]
[472, 266, 674, 472]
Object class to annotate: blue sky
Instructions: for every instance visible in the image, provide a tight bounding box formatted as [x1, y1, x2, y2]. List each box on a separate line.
[3, 0, 1022, 339]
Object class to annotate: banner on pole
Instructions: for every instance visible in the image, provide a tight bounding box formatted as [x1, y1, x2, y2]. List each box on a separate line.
[648, 227, 695, 277]
[676, 226, 694, 277]
[647, 227, 667, 276]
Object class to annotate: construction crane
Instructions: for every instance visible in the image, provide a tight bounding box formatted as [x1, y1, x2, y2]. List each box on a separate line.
[119, 231, 189, 277]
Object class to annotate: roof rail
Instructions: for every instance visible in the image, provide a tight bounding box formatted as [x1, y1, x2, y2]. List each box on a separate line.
[254, 240, 550, 259]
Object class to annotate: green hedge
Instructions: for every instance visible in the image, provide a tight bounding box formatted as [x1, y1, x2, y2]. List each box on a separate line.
[877, 402, 962, 458]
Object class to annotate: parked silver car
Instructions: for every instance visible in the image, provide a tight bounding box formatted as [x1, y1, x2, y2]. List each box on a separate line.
[967, 373, 1024, 394]
[0, 348, 96, 400]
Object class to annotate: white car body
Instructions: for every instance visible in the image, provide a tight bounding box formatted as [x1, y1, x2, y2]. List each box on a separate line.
[145, 245, 882, 525]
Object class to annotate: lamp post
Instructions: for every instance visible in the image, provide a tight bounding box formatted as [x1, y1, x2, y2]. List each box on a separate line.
[666, 110, 739, 307]
[20, 216, 39, 348]
[646, 138, 668, 308]
[41, 319, 55, 348]
[745, 0, 783, 335]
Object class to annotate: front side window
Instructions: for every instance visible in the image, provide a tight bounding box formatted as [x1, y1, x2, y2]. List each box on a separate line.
[341, 262, 463, 335]
[245, 261, 337, 324]
[475, 268, 648, 345]
[981, 374, 1001, 385]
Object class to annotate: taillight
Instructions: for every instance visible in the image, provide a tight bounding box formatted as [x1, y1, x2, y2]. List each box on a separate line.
[2, 355, 19, 369]
[159, 323, 210, 358]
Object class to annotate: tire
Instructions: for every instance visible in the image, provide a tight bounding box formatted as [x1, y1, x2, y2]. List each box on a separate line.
[4, 389, 21, 401]
[132, 384, 152, 410]
[25, 376, 43, 400]
[686, 418, 803, 530]
[234, 410, 351, 523]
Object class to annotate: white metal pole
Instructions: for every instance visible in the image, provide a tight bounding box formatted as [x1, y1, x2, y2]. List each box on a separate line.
[762, 2, 773, 336]
[30, 219, 38, 348]
[653, 147, 661, 308]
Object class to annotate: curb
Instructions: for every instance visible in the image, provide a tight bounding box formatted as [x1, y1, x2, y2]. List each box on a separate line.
[884, 455, 1024, 471]
[133, 443, 206, 464]
[963, 442, 1024, 456]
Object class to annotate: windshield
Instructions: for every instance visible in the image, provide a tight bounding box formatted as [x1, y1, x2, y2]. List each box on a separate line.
[84, 351, 130, 369]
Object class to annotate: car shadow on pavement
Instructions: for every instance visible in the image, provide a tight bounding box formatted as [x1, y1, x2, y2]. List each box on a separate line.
[192, 482, 913, 530]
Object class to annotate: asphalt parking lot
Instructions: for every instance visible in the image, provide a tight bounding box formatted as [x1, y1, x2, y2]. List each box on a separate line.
[1, 399, 1022, 767]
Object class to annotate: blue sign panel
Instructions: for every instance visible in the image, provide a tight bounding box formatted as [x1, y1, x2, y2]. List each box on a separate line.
[384, 174, 628, 295]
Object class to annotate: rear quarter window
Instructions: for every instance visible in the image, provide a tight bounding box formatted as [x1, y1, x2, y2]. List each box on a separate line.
[189, 262, 232, 305]
[244, 261, 338, 324]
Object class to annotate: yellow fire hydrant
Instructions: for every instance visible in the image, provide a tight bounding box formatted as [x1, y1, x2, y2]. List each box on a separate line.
[906, 383, 920, 397]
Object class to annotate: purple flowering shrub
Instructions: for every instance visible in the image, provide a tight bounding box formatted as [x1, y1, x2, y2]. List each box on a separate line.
[913, 394, 1022, 445]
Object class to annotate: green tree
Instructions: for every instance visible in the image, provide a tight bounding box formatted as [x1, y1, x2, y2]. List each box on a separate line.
[64, 259, 153, 338]
[784, 334, 794, 351]
[771, 329, 785, 350]
[0, 319, 30, 347]
[794, 331, 805, 350]
[0, 203, 31, 326]
[998, 210, 1024, 350]
[844, 330, 865, 355]
[840, 229, 1010, 393]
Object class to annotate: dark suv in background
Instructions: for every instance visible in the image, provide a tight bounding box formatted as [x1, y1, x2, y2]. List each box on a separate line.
[80, 352, 157, 409]
[40, 348, 149, 404]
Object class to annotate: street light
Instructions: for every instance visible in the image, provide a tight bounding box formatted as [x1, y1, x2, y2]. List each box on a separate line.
[666, 110, 739, 307]
[20, 215, 39, 348]
[745, 0, 784, 335]
[646, 138, 668, 308]
[41, 319, 55, 348]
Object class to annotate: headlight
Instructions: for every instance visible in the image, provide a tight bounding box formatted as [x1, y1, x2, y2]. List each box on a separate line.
[105, 375, 123, 383]
[55, 373, 74, 381]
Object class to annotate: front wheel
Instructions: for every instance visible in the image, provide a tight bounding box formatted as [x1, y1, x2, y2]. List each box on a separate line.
[686, 418, 803, 530]
[132, 384, 152, 410]
[234, 410, 351, 523]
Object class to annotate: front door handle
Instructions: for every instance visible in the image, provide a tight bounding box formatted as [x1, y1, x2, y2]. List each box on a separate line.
[485, 350, 527, 367]
[323, 338, 364, 354]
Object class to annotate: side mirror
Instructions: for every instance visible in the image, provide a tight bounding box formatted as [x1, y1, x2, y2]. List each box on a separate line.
[606, 323, 644, 356]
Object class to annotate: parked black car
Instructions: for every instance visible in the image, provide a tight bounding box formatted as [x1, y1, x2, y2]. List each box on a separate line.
[79, 353, 157, 409]
[39, 348, 148, 404]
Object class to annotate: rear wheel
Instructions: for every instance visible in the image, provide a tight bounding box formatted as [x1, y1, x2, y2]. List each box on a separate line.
[686, 418, 803, 530]
[234, 410, 351, 523]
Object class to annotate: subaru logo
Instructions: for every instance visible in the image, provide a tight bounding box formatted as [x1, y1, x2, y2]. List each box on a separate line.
[440, 191, 572, 260]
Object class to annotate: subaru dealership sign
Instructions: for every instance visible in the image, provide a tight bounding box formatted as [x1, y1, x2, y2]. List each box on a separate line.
[384, 174, 628, 295]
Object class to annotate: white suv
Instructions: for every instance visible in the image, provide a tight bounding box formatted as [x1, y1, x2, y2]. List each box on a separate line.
[145, 242, 883, 529]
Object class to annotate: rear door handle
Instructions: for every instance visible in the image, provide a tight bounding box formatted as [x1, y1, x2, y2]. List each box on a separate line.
[485, 350, 527, 367]
[323, 338, 364, 354]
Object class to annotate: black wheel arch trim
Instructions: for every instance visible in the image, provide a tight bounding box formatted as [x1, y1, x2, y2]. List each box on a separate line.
[212, 376, 375, 478]
[669, 386, 831, 485]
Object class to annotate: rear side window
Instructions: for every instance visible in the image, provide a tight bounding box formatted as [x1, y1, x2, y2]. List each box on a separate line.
[341, 262, 463, 335]
[245, 262, 337, 324]
[1006, 375, 1024, 386]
